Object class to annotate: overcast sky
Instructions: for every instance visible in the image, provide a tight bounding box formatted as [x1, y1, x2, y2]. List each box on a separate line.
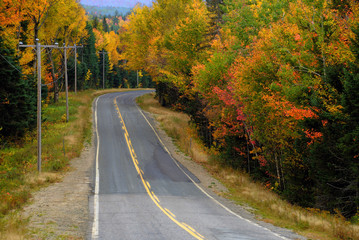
[80, 0, 152, 8]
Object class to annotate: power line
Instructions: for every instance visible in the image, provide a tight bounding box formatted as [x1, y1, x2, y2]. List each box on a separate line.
[58, 43, 83, 122]
[0, 53, 23, 74]
[98, 50, 107, 89]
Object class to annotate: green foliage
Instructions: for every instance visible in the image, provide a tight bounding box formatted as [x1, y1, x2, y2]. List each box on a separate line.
[102, 17, 110, 33]
[81, 22, 100, 88]
[0, 29, 36, 139]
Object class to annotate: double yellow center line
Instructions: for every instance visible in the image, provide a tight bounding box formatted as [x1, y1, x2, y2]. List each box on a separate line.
[114, 97, 204, 240]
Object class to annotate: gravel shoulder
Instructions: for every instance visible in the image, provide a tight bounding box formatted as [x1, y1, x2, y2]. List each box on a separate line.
[22, 142, 94, 239]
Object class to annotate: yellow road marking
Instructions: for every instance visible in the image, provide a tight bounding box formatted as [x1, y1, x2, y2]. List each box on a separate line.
[114, 97, 204, 240]
[182, 223, 195, 232]
[165, 208, 176, 218]
[152, 191, 160, 203]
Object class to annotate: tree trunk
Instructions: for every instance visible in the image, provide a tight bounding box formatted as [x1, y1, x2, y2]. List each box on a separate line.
[47, 49, 59, 103]
[246, 136, 250, 174]
[33, 19, 39, 79]
[275, 152, 282, 190]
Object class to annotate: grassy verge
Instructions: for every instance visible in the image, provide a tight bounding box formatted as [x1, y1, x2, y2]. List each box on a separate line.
[137, 92, 359, 240]
[0, 88, 146, 239]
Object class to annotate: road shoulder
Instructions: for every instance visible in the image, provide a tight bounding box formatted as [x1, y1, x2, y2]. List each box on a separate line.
[21, 143, 94, 239]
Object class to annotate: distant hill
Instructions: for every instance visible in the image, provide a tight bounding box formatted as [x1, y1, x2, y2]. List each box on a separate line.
[82, 4, 132, 16]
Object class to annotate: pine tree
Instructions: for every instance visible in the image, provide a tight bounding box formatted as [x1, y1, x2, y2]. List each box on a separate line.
[306, 24, 359, 218]
[102, 16, 110, 33]
[340, 23, 359, 216]
[0, 28, 36, 139]
[82, 22, 99, 88]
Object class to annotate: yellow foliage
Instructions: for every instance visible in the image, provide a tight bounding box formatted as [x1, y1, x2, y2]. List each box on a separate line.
[14, 0, 87, 75]
[120, 0, 211, 92]
[85, 69, 92, 82]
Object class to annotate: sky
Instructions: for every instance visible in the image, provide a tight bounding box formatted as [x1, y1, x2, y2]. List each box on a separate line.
[80, 0, 152, 8]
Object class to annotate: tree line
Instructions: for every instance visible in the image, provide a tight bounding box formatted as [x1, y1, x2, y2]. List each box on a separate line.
[121, 0, 359, 219]
[0, 0, 153, 141]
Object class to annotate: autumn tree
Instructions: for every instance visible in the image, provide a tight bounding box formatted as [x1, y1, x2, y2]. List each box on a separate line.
[39, 0, 87, 101]
[119, 0, 359, 217]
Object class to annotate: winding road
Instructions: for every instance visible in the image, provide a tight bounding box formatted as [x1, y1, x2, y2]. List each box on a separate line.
[89, 91, 298, 240]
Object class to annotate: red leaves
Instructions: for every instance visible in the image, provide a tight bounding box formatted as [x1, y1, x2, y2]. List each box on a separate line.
[212, 86, 236, 106]
[304, 129, 323, 145]
[236, 109, 246, 121]
[284, 106, 317, 121]
[258, 155, 267, 167]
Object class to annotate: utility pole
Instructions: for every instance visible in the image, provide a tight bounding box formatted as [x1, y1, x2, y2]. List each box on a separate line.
[19, 39, 58, 172]
[137, 70, 139, 88]
[59, 44, 83, 122]
[99, 50, 107, 89]
[74, 44, 77, 93]
[64, 43, 69, 123]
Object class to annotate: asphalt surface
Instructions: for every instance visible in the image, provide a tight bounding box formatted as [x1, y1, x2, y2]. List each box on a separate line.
[89, 91, 292, 240]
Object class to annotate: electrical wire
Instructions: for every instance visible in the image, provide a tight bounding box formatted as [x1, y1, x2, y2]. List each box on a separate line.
[0, 53, 23, 74]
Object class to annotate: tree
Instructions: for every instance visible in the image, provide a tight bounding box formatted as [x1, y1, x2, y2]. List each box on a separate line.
[206, 0, 224, 34]
[306, 21, 359, 218]
[39, 0, 87, 101]
[0, 28, 36, 139]
[81, 22, 99, 88]
[102, 16, 110, 33]
[119, 0, 359, 217]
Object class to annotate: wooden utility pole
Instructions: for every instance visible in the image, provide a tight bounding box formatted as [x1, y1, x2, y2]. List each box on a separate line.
[64, 44, 69, 122]
[36, 40, 42, 171]
[59, 44, 83, 122]
[74, 44, 77, 93]
[19, 39, 59, 172]
[99, 50, 107, 89]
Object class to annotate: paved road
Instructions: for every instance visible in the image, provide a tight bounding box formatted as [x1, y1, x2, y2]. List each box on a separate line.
[90, 91, 291, 240]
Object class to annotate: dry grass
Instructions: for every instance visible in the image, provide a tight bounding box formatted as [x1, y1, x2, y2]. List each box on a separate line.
[137, 93, 209, 164]
[137, 92, 359, 240]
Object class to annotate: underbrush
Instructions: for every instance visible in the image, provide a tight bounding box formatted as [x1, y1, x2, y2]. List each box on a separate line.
[137, 92, 359, 240]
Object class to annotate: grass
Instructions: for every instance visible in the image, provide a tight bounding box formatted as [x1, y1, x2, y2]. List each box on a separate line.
[0, 88, 147, 239]
[137, 92, 359, 240]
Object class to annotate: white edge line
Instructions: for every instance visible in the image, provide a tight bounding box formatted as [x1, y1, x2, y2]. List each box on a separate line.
[135, 103, 289, 240]
[91, 96, 101, 239]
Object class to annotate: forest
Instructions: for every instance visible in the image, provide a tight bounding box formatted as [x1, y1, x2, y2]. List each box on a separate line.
[121, 0, 359, 220]
[0, 0, 358, 222]
[0, 0, 152, 140]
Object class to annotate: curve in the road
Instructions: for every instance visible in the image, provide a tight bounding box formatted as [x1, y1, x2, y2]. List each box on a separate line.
[90, 91, 301, 240]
